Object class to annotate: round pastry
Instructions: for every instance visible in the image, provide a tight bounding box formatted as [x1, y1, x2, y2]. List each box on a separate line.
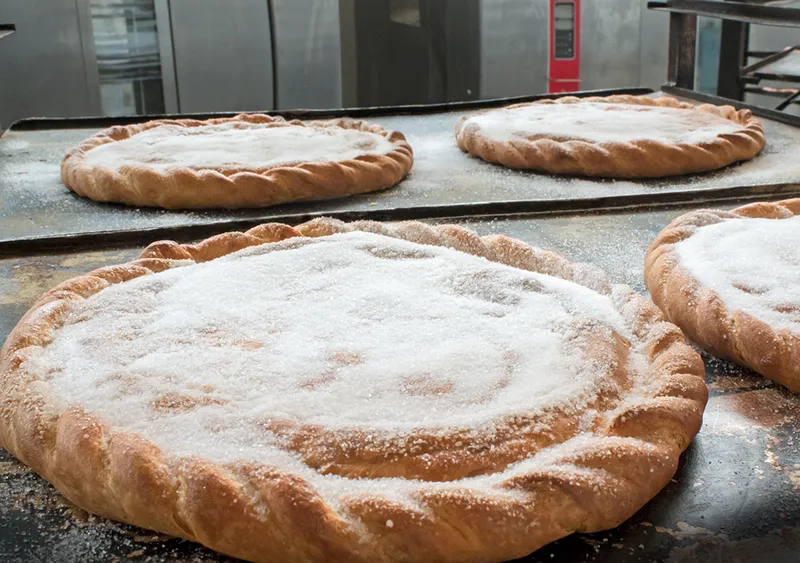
[645, 198, 800, 391]
[455, 95, 766, 178]
[0, 218, 707, 563]
[61, 114, 413, 209]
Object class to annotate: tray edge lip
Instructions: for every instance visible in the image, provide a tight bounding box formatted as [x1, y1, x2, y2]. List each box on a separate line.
[3, 87, 655, 133]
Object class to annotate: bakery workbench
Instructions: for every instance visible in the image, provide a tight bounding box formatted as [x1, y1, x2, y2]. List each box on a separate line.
[1, 199, 799, 563]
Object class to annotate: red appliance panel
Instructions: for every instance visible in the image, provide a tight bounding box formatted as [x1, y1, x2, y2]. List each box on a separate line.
[548, 0, 580, 94]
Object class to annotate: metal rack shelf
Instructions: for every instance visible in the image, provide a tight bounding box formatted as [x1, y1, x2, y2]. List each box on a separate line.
[742, 45, 800, 82]
[652, 0, 800, 113]
[740, 46, 800, 110]
[648, 0, 800, 26]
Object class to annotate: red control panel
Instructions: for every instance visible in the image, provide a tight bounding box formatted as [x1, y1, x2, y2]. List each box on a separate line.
[548, 0, 580, 94]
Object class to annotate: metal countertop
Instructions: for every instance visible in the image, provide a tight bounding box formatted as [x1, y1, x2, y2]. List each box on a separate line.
[1, 199, 798, 563]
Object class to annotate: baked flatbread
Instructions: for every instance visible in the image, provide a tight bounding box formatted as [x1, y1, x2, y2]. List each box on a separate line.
[455, 95, 765, 178]
[1, 219, 707, 562]
[61, 114, 413, 209]
[646, 198, 800, 391]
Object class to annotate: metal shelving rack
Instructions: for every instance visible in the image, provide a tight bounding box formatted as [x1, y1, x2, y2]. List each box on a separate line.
[648, 0, 800, 117]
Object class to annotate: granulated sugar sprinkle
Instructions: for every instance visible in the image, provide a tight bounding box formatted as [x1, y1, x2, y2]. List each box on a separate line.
[83, 121, 395, 172]
[464, 102, 744, 145]
[675, 215, 800, 333]
[21, 232, 648, 501]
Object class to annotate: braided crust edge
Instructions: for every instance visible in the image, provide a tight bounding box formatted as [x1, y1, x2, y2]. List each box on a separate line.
[645, 198, 800, 391]
[0, 219, 707, 563]
[61, 114, 414, 210]
[454, 95, 766, 178]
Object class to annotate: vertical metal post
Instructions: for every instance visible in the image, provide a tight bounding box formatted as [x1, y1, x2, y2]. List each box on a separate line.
[667, 12, 697, 89]
[716, 19, 748, 100]
[154, 0, 179, 113]
[75, 0, 103, 115]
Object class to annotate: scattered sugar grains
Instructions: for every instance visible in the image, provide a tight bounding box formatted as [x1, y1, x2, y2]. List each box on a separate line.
[82, 121, 395, 172]
[463, 102, 744, 145]
[675, 216, 800, 333]
[24, 232, 651, 501]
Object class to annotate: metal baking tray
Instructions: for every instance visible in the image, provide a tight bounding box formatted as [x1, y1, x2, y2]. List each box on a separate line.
[1, 196, 799, 563]
[2, 87, 800, 256]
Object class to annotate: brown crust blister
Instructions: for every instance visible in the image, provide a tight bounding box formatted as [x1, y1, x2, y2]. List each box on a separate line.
[1, 219, 707, 563]
[61, 114, 414, 210]
[645, 198, 800, 392]
[455, 94, 766, 178]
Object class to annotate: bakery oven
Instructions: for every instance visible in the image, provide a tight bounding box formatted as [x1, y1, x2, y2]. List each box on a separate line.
[548, 0, 580, 93]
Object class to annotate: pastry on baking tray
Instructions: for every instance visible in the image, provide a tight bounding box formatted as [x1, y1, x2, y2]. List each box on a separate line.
[646, 198, 800, 391]
[455, 94, 765, 178]
[0, 219, 707, 563]
[61, 114, 413, 209]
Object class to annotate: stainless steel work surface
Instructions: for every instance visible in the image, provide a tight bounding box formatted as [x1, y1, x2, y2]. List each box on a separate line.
[1, 93, 799, 244]
[1, 198, 799, 562]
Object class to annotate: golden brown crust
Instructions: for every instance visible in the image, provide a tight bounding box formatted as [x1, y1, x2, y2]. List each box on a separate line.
[645, 198, 800, 392]
[61, 114, 414, 210]
[454, 94, 766, 178]
[0, 219, 707, 563]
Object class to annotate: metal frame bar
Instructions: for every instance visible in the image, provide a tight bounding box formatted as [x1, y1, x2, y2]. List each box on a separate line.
[741, 45, 797, 75]
[662, 84, 800, 127]
[776, 89, 800, 111]
[154, 0, 179, 114]
[667, 13, 697, 89]
[716, 14, 749, 100]
[744, 86, 800, 102]
[265, 0, 279, 110]
[0, 23, 15, 41]
[745, 47, 800, 83]
[747, 50, 782, 59]
[750, 70, 800, 83]
[74, 0, 103, 116]
[648, 0, 800, 27]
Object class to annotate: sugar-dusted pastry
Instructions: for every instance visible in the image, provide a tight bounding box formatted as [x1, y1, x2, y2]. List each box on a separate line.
[646, 198, 800, 391]
[455, 95, 765, 178]
[61, 114, 413, 209]
[0, 219, 707, 563]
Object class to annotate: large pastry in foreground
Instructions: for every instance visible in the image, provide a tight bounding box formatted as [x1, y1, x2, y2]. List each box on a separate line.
[61, 114, 413, 209]
[455, 95, 765, 178]
[645, 198, 800, 391]
[0, 219, 707, 562]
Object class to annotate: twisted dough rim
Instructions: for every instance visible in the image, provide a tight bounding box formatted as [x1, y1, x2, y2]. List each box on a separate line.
[645, 198, 800, 392]
[61, 114, 414, 210]
[0, 219, 707, 563]
[454, 94, 766, 178]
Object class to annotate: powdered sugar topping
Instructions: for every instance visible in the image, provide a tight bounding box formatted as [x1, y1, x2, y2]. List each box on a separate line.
[82, 121, 396, 172]
[675, 215, 800, 333]
[463, 102, 744, 145]
[25, 232, 641, 495]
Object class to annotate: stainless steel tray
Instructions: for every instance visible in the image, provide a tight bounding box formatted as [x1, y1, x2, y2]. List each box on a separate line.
[2, 87, 799, 253]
